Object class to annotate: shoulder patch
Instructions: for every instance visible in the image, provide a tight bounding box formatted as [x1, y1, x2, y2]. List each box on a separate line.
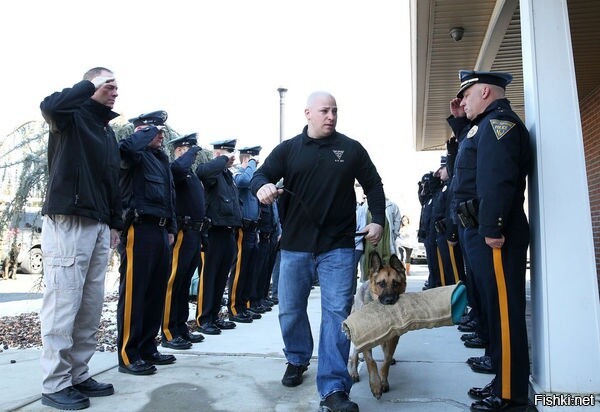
[467, 125, 478, 138]
[490, 119, 515, 140]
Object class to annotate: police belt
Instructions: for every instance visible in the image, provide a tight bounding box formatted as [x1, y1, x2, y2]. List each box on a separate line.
[456, 199, 479, 229]
[177, 216, 211, 232]
[241, 219, 258, 231]
[133, 213, 169, 227]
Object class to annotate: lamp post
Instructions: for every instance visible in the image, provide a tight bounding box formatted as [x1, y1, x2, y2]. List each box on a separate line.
[277, 87, 287, 143]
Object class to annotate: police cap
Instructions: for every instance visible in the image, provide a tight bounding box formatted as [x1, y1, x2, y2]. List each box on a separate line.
[210, 139, 237, 152]
[128, 110, 168, 127]
[456, 70, 513, 98]
[238, 146, 262, 156]
[168, 133, 198, 148]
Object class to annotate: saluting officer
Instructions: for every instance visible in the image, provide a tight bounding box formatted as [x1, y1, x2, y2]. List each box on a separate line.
[452, 70, 531, 412]
[161, 133, 207, 350]
[227, 146, 262, 323]
[117, 110, 177, 376]
[195, 139, 242, 335]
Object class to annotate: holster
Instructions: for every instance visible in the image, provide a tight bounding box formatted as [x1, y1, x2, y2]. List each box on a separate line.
[434, 218, 447, 234]
[457, 199, 479, 228]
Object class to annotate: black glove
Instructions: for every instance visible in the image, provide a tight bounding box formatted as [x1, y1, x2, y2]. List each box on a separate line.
[446, 137, 458, 155]
[189, 145, 202, 156]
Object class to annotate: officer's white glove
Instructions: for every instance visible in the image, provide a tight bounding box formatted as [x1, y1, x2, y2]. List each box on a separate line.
[91, 75, 115, 90]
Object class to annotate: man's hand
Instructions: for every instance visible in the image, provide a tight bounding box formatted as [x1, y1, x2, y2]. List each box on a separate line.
[168, 233, 175, 246]
[450, 98, 466, 118]
[485, 235, 505, 249]
[361, 223, 383, 245]
[91, 75, 115, 90]
[110, 229, 120, 249]
[256, 183, 283, 205]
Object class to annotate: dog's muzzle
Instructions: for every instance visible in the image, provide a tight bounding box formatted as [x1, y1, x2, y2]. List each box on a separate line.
[378, 294, 400, 305]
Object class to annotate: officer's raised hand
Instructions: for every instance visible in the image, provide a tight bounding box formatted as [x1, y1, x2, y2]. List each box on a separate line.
[450, 98, 466, 118]
[91, 75, 115, 90]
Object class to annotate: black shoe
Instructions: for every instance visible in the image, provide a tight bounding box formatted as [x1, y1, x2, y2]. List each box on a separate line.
[118, 360, 157, 376]
[464, 337, 488, 349]
[142, 352, 176, 365]
[467, 355, 490, 366]
[319, 391, 359, 412]
[270, 296, 279, 305]
[281, 362, 308, 387]
[182, 331, 205, 343]
[243, 309, 262, 319]
[468, 380, 494, 400]
[470, 395, 528, 411]
[260, 298, 274, 307]
[229, 313, 253, 323]
[248, 304, 266, 314]
[161, 336, 192, 350]
[198, 323, 221, 335]
[41, 387, 90, 410]
[458, 320, 479, 332]
[461, 332, 479, 342]
[215, 319, 236, 329]
[471, 357, 494, 374]
[73, 377, 114, 397]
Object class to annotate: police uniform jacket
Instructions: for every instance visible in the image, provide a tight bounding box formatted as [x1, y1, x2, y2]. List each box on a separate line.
[171, 147, 206, 221]
[250, 126, 385, 254]
[196, 155, 242, 227]
[234, 159, 260, 222]
[469, 98, 530, 243]
[119, 127, 177, 234]
[40, 80, 123, 230]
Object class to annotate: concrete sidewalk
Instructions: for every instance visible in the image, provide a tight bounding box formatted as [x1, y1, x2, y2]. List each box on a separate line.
[2, 265, 497, 411]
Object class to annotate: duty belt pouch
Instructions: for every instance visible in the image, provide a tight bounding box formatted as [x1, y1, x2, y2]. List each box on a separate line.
[457, 201, 478, 229]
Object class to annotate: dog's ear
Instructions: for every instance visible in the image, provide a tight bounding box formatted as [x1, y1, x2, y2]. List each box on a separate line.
[369, 251, 383, 273]
[389, 254, 405, 273]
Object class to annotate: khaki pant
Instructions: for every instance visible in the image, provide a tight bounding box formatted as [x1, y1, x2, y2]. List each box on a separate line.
[40, 215, 110, 393]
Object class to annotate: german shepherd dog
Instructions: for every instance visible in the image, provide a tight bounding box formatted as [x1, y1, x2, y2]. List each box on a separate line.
[348, 252, 407, 399]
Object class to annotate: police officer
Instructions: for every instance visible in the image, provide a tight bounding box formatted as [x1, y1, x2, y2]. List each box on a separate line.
[431, 155, 465, 286]
[195, 139, 242, 335]
[417, 171, 442, 289]
[161, 133, 207, 350]
[252, 198, 280, 313]
[451, 70, 531, 411]
[228, 146, 262, 323]
[117, 110, 177, 375]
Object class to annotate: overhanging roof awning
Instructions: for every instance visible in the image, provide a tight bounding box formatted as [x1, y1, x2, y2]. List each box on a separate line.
[410, 0, 600, 152]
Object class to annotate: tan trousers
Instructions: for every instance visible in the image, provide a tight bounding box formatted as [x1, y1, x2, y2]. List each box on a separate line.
[40, 215, 110, 393]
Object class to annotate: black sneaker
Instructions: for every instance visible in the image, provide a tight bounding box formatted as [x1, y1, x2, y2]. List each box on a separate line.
[281, 362, 308, 387]
[41, 387, 90, 410]
[73, 377, 114, 397]
[319, 391, 359, 412]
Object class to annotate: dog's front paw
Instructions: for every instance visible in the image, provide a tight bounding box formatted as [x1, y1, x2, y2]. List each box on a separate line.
[350, 373, 360, 383]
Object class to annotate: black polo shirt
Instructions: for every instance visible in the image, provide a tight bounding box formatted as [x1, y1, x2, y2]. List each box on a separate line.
[251, 126, 385, 253]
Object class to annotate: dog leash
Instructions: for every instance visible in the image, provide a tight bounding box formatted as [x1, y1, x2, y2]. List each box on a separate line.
[277, 185, 364, 239]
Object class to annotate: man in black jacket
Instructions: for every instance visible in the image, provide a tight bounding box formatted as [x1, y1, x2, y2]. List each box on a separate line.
[39, 67, 122, 410]
[117, 110, 177, 376]
[251, 91, 384, 412]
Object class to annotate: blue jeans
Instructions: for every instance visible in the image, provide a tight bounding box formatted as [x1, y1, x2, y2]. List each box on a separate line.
[278, 248, 355, 399]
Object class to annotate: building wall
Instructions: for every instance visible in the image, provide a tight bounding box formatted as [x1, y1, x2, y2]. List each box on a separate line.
[581, 85, 600, 283]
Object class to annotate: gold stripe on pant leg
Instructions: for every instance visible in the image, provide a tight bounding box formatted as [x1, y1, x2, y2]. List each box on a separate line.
[436, 247, 446, 286]
[163, 230, 184, 341]
[229, 229, 244, 316]
[120, 225, 135, 366]
[492, 247, 511, 399]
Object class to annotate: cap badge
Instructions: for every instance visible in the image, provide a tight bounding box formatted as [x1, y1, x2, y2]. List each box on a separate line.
[490, 119, 515, 140]
[467, 125, 478, 139]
